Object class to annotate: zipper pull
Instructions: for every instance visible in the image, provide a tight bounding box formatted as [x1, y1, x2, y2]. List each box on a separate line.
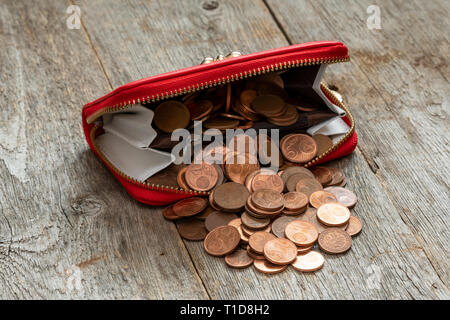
[200, 51, 241, 64]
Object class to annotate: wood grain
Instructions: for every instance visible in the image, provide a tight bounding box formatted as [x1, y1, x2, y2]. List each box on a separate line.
[0, 0, 448, 299]
[266, 0, 449, 294]
[0, 0, 206, 299]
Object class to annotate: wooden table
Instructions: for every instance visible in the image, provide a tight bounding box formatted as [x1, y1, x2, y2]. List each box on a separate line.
[0, 0, 448, 299]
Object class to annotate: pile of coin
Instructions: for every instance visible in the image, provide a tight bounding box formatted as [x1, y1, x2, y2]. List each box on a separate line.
[163, 163, 362, 275]
[150, 72, 335, 134]
[150, 70, 362, 274]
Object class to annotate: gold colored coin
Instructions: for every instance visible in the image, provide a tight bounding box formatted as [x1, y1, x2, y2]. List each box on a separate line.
[154, 101, 190, 133]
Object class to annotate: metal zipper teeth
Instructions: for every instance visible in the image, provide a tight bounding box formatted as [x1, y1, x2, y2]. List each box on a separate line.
[304, 83, 355, 168]
[89, 56, 352, 195]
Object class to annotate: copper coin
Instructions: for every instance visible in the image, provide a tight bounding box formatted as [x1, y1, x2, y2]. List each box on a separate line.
[185, 163, 218, 192]
[146, 163, 181, 188]
[346, 216, 363, 236]
[205, 211, 239, 232]
[177, 166, 190, 190]
[327, 167, 346, 186]
[285, 220, 319, 247]
[251, 171, 284, 193]
[238, 121, 254, 129]
[176, 219, 208, 241]
[285, 172, 313, 192]
[154, 101, 190, 133]
[297, 245, 314, 254]
[213, 164, 225, 188]
[247, 247, 265, 260]
[263, 238, 297, 265]
[227, 218, 241, 229]
[196, 206, 215, 221]
[280, 134, 317, 164]
[234, 223, 249, 243]
[296, 105, 318, 112]
[204, 118, 240, 130]
[241, 211, 271, 230]
[267, 104, 299, 127]
[281, 166, 314, 185]
[251, 95, 285, 117]
[310, 166, 333, 185]
[283, 192, 308, 211]
[249, 232, 277, 254]
[209, 190, 222, 211]
[185, 99, 213, 121]
[251, 189, 284, 211]
[199, 144, 229, 164]
[324, 186, 358, 208]
[225, 249, 253, 269]
[244, 206, 274, 219]
[224, 152, 260, 184]
[309, 191, 337, 209]
[220, 113, 246, 121]
[318, 228, 352, 254]
[213, 182, 250, 212]
[240, 90, 257, 108]
[298, 207, 347, 234]
[246, 198, 283, 217]
[312, 134, 333, 157]
[225, 83, 232, 113]
[244, 169, 260, 192]
[229, 134, 257, 154]
[258, 73, 284, 88]
[295, 178, 323, 197]
[317, 203, 351, 227]
[253, 259, 287, 274]
[257, 133, 282, 167]
[242, 224, 271, 237]
[162, 205, 182, 221]
[282, 207, 307, 216]
[291, 251, 325, 272]
[271, 215, 301, 238]
[255, 81, 288, 99]
[204, 225, 241, 257]
[233, 99, 261, 121]
[227, 218, 249, 243]
[172, 197, 208, 217]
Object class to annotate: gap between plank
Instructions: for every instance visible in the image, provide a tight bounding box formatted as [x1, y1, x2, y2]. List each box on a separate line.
[262, 0, 294, 45]
[177, 232, 212, 299]
[70, 0, 114, 91]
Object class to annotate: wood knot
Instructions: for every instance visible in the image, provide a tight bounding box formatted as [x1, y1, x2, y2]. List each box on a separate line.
[202, 1, 219, 10]
[71, 195, 105, 217]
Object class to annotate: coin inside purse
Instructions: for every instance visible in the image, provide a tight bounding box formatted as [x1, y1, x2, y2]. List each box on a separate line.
[93, 64, 351, 186]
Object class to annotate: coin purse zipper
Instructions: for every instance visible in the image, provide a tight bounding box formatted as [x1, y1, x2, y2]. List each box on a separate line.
[82, 41, 356, 205]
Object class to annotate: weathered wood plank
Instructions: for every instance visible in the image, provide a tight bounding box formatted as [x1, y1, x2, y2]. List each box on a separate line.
[79, 0, 289, 88]
[266, 0, 449, 294]
[0, 0, 206, 299]
[81, 0, 448, 298]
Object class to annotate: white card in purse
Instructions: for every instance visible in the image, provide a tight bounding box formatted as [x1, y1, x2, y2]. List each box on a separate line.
[103, 105, 157, 148]
[96, 132, 174, 182]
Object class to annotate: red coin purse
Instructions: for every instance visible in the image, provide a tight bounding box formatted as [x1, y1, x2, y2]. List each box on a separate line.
[82, 41, 357, 206]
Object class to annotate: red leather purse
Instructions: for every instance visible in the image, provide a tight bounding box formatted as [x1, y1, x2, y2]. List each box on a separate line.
[82, 41, 357, 206]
